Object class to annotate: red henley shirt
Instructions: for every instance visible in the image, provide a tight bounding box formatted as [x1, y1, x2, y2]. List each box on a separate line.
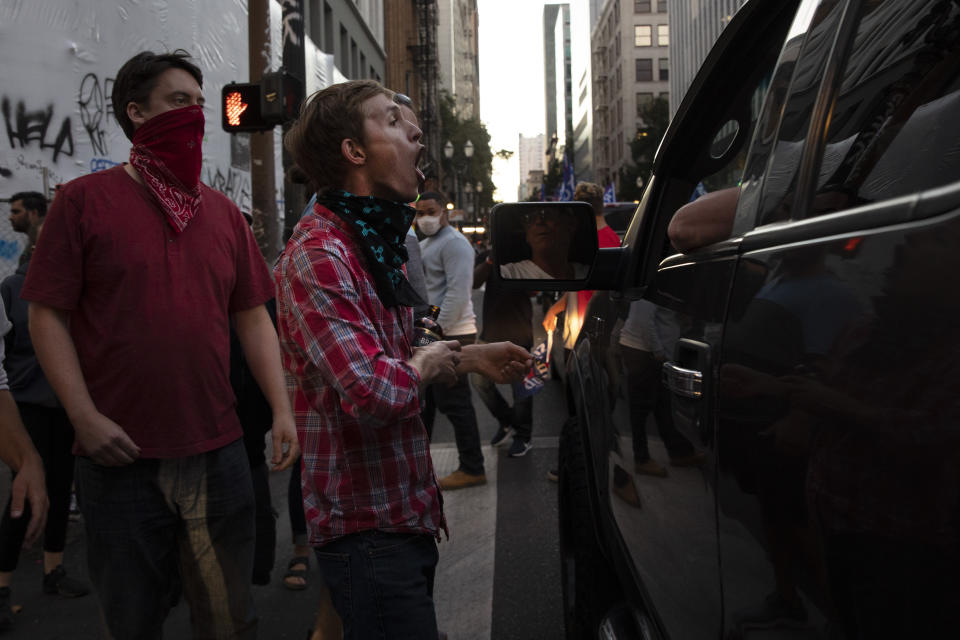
[21, 165, 274, 458]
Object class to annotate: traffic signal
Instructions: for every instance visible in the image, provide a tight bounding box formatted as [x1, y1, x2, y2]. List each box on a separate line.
[221, 82, 268, 133]
[221, 71, 304, 133]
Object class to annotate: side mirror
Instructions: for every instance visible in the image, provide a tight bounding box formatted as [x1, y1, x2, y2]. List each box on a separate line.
[491, 202, 598, 290]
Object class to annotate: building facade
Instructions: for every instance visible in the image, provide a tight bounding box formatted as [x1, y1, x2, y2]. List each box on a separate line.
[591, 0, 670, 188]
[570, 0, 596, 182]
[437, 0, 480, 118]
[544, 3, 572, 162]
[303, 0, 386, 82]
[384, 0, 443, 191]
[668, 0, 747, 115]
[517, 134, 547, 200]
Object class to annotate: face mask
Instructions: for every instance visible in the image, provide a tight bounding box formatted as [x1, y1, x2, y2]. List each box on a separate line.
[418, 215, 442, 237]
[129, 105, 205, 233]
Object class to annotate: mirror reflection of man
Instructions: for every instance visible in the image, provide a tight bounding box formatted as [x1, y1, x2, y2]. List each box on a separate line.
[498, 207, 586, 280]
[415, 192, 487, 490]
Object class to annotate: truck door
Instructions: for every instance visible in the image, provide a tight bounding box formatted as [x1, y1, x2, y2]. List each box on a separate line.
[716, 0, 960, 637]
[599, 1, 805, 637]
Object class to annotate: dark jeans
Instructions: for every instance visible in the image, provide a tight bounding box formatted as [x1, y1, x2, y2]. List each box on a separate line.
[287, 459, 308, 546]
[250, 460, 276, 585]
[621, 345, 694, 462]
[314, 530, 439, 640]
[0, 403, 75, 570]
[470, 372, 533, 441]
[75, 438, 257, 639]
[421, 334, 484, 475]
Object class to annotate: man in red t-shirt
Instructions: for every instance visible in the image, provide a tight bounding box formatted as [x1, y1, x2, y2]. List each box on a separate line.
[21, 50, 299, 638]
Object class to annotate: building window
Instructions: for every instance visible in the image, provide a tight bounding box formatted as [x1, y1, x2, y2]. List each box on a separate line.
[659, 91, 670, 101]
[636, 92, 654, 115]
[635, 58, 652, 82]
[659, 57, 669, 81]
[657, 24, 669, 46]
[634, 0, 651, 13]
[634, 25, 652, 47]
[657, 0, 667, 12]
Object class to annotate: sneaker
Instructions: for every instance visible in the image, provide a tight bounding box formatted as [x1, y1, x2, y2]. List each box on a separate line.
[490, 425, 513, 447]
[0, 587, 12, 631]
[669, 452, 706, 468]
[42, 565, 90, 598]
[507, 437, 532, 457]
[438, 469, 487, 491]
[546, 469, 558, 482]
[634, 459, 668, 477]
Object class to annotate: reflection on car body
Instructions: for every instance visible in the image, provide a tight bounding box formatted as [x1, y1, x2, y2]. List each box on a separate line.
[492, 0, 960, 638]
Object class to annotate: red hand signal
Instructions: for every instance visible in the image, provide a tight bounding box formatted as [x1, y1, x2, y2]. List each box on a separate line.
[225, 91, 248, 126]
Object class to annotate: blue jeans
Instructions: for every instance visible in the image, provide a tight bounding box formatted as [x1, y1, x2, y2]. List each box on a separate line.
[314, 530, 440, 640]
[75, 438, 257, 639]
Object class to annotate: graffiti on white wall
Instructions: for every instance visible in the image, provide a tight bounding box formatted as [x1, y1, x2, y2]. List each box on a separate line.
[0, 0, 250, 278]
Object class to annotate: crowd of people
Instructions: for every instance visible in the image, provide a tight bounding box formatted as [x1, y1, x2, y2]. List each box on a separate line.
[0, 47, 688, 639]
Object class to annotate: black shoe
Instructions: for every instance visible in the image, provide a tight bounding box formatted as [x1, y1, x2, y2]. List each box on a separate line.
[507, 437, 532, 457]
[0, 586, 12, 631]
[490, 425, 513, 447]
[42, 565, 90, 598]
[546, 469, 558, 482]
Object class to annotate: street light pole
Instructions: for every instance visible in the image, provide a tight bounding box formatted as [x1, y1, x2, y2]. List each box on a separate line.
[443, 139, 474, 214]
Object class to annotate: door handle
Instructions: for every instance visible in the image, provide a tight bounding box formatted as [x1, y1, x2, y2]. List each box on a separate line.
[662, 362, 703, 398]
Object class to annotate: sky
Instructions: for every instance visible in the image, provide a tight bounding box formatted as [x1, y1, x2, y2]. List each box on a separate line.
[477, 0, 548, 202]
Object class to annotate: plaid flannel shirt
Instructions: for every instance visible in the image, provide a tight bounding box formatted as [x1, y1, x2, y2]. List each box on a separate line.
[275, 205, 445, 545]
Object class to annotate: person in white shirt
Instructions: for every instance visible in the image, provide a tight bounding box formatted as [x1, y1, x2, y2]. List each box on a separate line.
[416, 192, 486, 490]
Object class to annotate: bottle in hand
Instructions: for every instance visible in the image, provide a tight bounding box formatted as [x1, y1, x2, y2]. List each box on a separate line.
[413, 305, 444, 347]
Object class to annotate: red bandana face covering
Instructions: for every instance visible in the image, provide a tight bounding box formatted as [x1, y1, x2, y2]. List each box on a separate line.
[129, 105, 205, 234]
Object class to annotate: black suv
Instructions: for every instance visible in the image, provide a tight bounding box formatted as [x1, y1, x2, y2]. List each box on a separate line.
[492, 0, 960, 638]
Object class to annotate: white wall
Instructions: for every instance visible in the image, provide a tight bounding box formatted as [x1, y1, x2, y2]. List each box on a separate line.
[0, 0, 251, 277]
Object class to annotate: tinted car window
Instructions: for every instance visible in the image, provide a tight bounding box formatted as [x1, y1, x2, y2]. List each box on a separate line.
[748, 0, 849, 229]
[805, 0, 960, 217]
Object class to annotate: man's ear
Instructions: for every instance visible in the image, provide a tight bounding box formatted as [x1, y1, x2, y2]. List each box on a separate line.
[127, 101, 147, 129]
[342, 139, 366, 167]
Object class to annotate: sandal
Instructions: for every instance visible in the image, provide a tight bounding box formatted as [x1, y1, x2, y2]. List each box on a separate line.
[283, 556, 310, 591]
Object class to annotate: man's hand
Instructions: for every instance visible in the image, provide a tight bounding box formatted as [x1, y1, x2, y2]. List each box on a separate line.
[270, 412, 301, 471]
[10, 452, 48, 548]
[410, 340, 462, 387]
[73, 411, 141, 466]
[461, 342, 532, 384]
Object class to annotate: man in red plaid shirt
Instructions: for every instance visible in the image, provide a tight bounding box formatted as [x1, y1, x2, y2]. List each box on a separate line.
[276, 81, 530, 639]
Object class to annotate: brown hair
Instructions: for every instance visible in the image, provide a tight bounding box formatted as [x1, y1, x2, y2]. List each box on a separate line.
[112, 50, 203, 140]
[574, 182, 604, 214]
[284, 80, 393, 194]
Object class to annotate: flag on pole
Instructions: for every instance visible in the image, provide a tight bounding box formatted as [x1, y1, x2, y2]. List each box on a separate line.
[603, 181, 616, 204]
[557, 154, 576, 201]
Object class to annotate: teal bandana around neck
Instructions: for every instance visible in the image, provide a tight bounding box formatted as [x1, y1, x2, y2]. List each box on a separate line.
[318, 190, 425, 308]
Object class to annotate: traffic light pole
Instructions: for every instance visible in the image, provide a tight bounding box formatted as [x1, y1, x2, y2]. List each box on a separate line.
[248, 0, 279, 262]
[281, 0, 306, 244]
